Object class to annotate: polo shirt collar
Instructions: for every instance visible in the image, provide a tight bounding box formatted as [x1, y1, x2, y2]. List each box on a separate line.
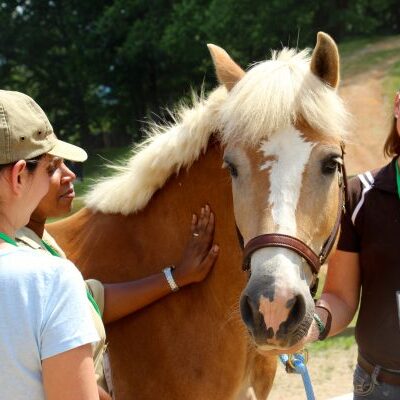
[373, 157, 398, 194]
[15, 226, 44, 250]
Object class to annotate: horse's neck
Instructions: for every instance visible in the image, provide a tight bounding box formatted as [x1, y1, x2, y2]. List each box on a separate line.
[48, 140, 244, 288]
[48, 141, 274, 399]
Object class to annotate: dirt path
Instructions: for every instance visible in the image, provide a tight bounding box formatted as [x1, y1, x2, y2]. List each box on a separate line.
[267, 343, 357, 399]
[267, 35, 400, 400]
[339, 36, 400, 174]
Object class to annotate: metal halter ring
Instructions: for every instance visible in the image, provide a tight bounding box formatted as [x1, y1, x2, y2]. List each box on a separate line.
[287, 349, 309, 370]
[193, 233, 199, 237]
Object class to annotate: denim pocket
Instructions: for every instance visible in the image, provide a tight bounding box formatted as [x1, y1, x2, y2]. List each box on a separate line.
[353, 364, 375, 397]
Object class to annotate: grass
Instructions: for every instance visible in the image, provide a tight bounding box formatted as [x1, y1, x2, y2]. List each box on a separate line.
[338, 36, 382, 58]
[310, 328, 356, 352]
[339, 34, 400, 79]
[383, 59, 400, 99]
[341, 48, 400, 78]
[339, 34, 400, 101]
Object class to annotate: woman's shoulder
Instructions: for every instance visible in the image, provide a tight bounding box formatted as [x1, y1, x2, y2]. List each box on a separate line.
[348, 160, 394, 192]
[0, 248, 81, 286]
[0, 249, 86, 325]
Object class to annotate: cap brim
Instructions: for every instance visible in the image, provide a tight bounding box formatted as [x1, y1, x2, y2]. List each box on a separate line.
[47, 139, 88, 162]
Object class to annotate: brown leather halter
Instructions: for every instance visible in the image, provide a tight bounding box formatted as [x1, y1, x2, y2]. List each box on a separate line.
[238, 143, 348, 296]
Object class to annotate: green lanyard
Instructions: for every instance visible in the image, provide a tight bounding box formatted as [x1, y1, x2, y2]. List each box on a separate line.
[395, 159, 400, 200]
[41, 239, 102, 318]
[0, 232, 18, 247]
[41, 240, 61, 257]
[86, 288, 102, 317]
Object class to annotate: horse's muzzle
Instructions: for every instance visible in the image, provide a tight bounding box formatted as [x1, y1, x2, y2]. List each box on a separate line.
[240, 285, 313, 348]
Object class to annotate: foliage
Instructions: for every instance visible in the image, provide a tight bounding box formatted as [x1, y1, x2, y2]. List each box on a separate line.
[0, 0, 399, 150]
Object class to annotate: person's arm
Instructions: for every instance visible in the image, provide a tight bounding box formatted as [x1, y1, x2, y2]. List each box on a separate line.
[42, 344, 99, 400]
[102, 205, 219, 324]
[316, 249, 361, 337]
[41, 261, 101, 398]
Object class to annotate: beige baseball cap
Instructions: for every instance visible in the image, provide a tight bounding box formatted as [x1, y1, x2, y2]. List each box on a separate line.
[0, 90, 87, 164]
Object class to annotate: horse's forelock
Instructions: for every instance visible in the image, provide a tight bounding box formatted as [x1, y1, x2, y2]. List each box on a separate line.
[218, 48, 350, 146]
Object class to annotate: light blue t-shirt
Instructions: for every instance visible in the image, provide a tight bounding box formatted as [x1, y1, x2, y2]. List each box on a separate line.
[0, 247, 99, 399]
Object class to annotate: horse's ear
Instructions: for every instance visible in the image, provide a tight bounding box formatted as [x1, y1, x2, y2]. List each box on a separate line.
[310, 32, 340, 89]
[207, 44, 245, 91]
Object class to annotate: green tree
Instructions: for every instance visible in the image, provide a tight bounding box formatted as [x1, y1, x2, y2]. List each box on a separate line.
[0, 0, 398, 150]
[0, 0, 108, 149]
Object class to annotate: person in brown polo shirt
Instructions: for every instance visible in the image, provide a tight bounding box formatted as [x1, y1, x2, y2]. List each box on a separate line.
[304, 92, 400, 399]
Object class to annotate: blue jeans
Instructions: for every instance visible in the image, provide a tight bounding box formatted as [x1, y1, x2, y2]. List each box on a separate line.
[353, 364, 400, 399]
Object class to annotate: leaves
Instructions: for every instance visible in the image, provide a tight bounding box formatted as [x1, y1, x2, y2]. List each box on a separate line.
[0, 0, 398, 150]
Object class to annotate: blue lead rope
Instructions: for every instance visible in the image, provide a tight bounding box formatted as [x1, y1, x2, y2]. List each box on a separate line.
[279, 353, 315, 400]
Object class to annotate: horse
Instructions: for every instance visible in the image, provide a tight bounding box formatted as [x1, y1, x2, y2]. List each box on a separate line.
[47, 31, 349, 399]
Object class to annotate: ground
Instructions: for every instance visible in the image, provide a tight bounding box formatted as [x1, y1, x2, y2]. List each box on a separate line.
[268, 341, 357, 399]
[267, 35, 400, 400]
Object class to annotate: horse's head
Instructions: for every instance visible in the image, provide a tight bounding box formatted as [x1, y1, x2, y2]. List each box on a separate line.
[209, 33, 349, 349]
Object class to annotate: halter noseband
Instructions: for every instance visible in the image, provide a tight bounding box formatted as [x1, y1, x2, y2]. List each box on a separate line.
[237, 143, 348, 296]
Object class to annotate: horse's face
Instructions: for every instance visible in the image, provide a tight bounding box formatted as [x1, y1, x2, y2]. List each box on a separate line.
[209, 32, 348, 349]
[223, 128, 342, 348]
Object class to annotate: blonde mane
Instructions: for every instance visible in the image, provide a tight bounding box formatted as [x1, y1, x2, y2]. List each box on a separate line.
[86, 48, 349, 215]
[85, 87, 227, 214]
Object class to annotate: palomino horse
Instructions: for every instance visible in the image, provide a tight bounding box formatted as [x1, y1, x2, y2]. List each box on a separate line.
[48, 32, 349, 399]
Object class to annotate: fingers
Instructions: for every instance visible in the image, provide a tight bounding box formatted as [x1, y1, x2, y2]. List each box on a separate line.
[205, 211, 215, 236]
[198, 205, 210, 233]
[198, 244, 219, 279]
[191, 204, 213, 237]
[190, 213, 198, 234]
[179, 208, 219, 285]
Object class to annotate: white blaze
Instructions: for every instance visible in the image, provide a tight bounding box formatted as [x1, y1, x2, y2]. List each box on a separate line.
[260, 126, 315, 235]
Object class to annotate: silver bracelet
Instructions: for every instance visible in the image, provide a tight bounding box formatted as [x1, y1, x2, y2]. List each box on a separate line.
[162, 266, 179, 292]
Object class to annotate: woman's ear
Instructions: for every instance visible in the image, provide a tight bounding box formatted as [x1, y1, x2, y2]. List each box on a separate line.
[10, 160, 27, 194]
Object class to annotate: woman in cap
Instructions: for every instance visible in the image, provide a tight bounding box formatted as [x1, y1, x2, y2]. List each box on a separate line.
[13, 107, 219, 397]
[0, 89, 99, 399]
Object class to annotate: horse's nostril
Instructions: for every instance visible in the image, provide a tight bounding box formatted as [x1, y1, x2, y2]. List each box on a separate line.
[281, 295, 306, 334]
[240, 294, 258, 329]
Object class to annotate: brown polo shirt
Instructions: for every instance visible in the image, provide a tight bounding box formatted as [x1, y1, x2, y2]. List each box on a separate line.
[338, 157, 400, 369]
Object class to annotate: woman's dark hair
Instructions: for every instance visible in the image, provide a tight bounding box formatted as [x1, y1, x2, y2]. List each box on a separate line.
[384, 117, 400, 157]
[0, 154, 44, 173]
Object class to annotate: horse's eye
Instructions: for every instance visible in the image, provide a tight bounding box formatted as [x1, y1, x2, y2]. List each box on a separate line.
[222, 160, 238, 178]
[321, 156, 340, 175]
